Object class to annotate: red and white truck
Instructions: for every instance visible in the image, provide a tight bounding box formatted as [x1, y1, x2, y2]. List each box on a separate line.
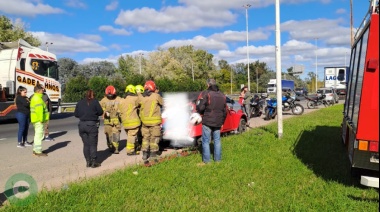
[341, 0, 379, 188]
[0, 39, 61, 120]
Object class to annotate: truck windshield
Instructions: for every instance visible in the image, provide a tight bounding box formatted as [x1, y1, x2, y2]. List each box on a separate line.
[30, 59, 59, 80]
[268, 84, 276, 88]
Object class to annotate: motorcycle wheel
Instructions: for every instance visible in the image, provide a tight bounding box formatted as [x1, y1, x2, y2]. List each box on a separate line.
[271, 110, 277, 119]
[292, 104, 304, 115]
[264, 108, 271, 121]
[307, 101, 315, 109]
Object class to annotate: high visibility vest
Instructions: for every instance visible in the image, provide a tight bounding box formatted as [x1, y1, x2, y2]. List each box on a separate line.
[119, 95, 141, 129]
[100, 96, 122, 125]
[30, 93, 49, 123]
[139, 93, 163, 126]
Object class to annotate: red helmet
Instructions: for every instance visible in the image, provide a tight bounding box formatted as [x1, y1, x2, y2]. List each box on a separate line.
[105, 85, 116, 97]
[144, 80, 156, 92]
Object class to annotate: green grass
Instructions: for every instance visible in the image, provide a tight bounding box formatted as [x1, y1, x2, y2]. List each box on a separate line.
[2, 105, 379, 211]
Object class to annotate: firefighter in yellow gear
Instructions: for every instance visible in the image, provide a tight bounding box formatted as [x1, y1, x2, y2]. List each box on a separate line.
[100, 85, 122, 154]
[119, 84, 141, 155]
[134, 84, 144, 150]
[138, 80, 163, 163]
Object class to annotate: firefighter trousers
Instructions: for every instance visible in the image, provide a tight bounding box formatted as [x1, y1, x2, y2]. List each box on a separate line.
[104, 124, 121, 150]
[124, 128, 139, 153]
[141, 125, 161, 152]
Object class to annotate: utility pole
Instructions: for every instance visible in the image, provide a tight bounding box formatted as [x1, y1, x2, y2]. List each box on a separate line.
[139, 53, 144, 75]
[275, 0, 283, 138]
[315, 38, 318, 92]
[45, 42, 53, 52]
[350, 0, 354, 46]
[243, 4, 251, 91]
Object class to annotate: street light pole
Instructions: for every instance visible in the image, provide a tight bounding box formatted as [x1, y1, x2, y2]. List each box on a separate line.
[230, 66, 233, 95]
[139, 53, 144, 75]
[315, 38, 318, 92]
[45, 42, 53, 52]
[243, 4, 251, 91]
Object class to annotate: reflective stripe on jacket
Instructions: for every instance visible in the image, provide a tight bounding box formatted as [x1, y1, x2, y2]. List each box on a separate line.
[119, 95, 141, 129]
[139, 93, 163, 126]
[100, 96, 122, 125]
[30, 93, 49, 123]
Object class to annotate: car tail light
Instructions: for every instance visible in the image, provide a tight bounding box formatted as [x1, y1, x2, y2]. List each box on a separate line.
[369, 141, 379, 152]
[358, 140, 369, 151]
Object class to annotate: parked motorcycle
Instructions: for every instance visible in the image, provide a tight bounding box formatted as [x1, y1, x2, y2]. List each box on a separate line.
[249, 94, 266, 118]
[305, 94, 329, 109]
[264, 93, 304, 120]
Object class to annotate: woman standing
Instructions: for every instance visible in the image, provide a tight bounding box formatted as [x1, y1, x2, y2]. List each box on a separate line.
[15, 86, 32, 148]
[74, 90, 104, 168]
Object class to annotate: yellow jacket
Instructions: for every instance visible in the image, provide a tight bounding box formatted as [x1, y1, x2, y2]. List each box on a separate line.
[119, 95, 141, 129]
[139, 92, 163, 126]
[100, 96, 122, 125]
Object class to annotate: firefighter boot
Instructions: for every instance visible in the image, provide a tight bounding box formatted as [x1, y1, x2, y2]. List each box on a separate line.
[149, 151, 159, 163]
[112, 142, 119, 154]
[142, 151, 149, 164]
[106, 136, 114, 152]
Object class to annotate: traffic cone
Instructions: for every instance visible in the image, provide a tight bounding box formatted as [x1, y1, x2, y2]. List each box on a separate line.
[0, 88, 6, 102]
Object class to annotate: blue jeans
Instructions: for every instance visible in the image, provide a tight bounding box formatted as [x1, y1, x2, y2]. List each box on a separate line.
[16, 112, 30, 143]
[201, 125, 221, 163]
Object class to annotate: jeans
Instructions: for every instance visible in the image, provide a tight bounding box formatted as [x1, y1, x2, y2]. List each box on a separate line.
[16, 112, 30, 143]
[201, 125, 221, 163]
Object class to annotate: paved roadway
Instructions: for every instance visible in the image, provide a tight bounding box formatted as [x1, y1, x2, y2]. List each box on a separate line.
[0, 98, 343, 205]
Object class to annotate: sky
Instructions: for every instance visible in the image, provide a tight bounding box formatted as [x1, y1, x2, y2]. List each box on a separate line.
[0, 0, 371, 80]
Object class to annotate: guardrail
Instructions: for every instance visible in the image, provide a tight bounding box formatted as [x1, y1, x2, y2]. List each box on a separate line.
[57, 102, 77, 113]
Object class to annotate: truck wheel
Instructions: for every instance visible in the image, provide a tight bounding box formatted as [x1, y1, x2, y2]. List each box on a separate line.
[307, 101, 315, 109]
[292, 104, 304, 115]
[237, 118, 247, 133]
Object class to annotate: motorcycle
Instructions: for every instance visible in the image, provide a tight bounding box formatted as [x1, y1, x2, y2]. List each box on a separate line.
[249, 94, 266, 118]
[264, 93, 304, 120]
[305, 94, 329, 109]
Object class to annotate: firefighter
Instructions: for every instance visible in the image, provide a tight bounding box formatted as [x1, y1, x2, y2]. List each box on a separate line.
[138, 80, 163, 163]
[134, 84, 144, 149]
[100, 85, 122, 154]
[135, 85, 144, 98]
[119, 85, 141, 155]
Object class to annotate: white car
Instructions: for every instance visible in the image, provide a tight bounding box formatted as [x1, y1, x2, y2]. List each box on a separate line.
[317, 88, 339, 103]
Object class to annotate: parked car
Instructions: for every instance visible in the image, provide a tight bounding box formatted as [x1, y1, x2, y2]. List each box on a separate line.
[295, 87, 308, 96]
[317, 87, 339, 103]
[162, 93, 248, 148]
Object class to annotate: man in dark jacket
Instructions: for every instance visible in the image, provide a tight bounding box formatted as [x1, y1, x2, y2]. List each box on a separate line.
[196, 79, 227, 166]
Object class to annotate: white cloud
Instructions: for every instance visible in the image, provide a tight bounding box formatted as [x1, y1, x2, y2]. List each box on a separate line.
[210, 30, 270, 42]
[115, 6, 236, 33]
[336, 8, 346, 14]
[78, 34, 102, 42]
[31, 31, 108, 54]
[98, 25, 132, 36]
[160, 36, 228, 50]
[65, 0, 87, 9]
[0, 0, 64, 16]
[106, 1, 118, 11]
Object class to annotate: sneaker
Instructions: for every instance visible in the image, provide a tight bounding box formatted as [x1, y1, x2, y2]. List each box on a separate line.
[17, 143, 25, 148]
[43, 137, 54, 141]
[33, 151, 48, 157]
[197, 162, 209, 167]
[24, 142, 33, 147]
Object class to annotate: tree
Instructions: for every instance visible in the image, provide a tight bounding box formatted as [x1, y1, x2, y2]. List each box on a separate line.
[58, 57, 79, 86]
[0, 15, 40, 46]
[63, 75, 88, 102]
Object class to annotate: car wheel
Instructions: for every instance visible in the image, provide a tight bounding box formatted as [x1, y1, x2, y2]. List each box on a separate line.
[237, 118, 247, 133]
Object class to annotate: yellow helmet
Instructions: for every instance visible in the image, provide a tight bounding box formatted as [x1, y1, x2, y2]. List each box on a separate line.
[125, 84, 136, 94]
[135, 85, 144, 93]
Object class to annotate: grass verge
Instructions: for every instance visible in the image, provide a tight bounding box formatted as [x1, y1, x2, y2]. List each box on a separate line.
[1, 105, 378, 211]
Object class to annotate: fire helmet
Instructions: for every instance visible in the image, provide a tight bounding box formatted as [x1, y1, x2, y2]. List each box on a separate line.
[144, 80, 156, 92]
[125, 84, 136, 94]
[135, 85, 144, 93]
[105, 85, 116, 97]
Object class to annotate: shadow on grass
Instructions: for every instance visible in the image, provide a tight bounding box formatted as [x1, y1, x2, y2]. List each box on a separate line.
[347, 194, 379, 203]
[292, 126, 357, 187]
[44, 141, 71, 154]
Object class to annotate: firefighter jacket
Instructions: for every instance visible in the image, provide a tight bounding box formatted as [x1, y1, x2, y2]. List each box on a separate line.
[30, 93, 50, 123]
[119, 95, 141, 129]
[196, 85, 227, 128]
[100, 96, 122, 125]
[139, 91, 163, 126]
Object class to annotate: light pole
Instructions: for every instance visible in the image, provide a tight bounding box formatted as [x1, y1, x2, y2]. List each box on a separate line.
[230, 66, 233, 95]
[139, 53, 144, 75]
[243, 4, 251, 91]
[315, 38, 318, 92]
[45, 42, 53, 52]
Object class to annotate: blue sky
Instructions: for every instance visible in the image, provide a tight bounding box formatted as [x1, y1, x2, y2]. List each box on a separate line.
[0, 0, 370, 79]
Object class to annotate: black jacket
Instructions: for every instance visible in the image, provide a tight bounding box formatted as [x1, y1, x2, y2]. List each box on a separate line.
[196, 85, 227, 128]
[74, 98, 103, 122]
[15, 96, 30, 115]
